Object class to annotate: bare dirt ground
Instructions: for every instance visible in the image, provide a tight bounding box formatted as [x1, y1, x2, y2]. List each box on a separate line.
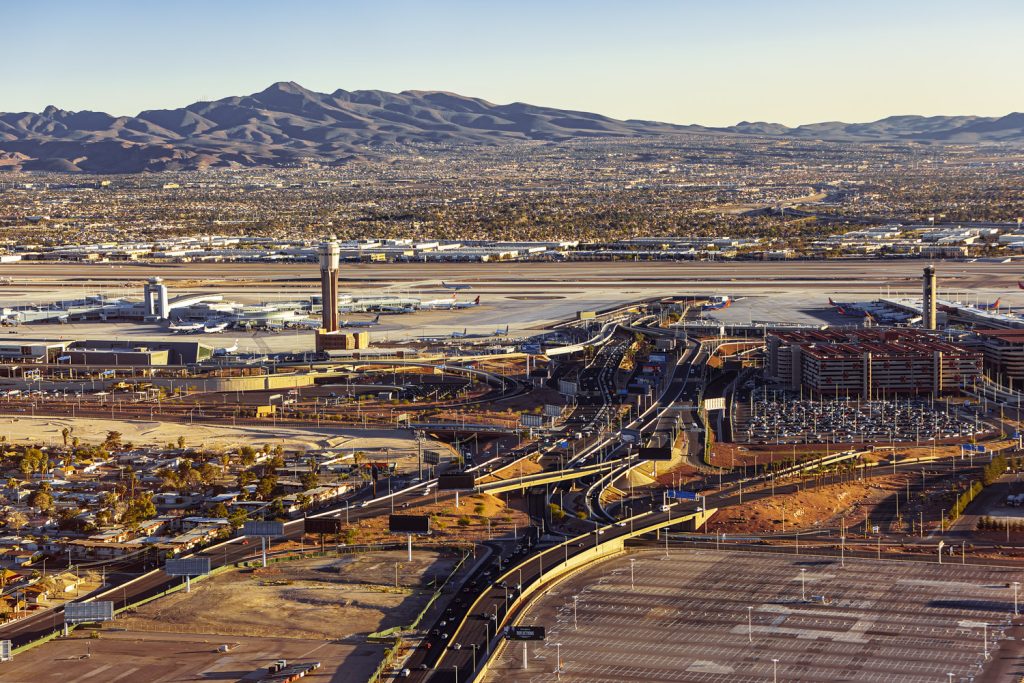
[0, 629, 374, 683]
[711, 479, 889, 534]
[121, 550, 455, 640]
[0, 414, 439, 454]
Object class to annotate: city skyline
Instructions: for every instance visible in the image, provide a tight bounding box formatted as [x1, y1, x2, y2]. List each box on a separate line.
[6, 0, 1023, 127]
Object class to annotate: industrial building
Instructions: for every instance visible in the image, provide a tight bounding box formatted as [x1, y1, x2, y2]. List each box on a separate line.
[314, 330, 370, 352]
[766, 328, 982, 397]
[0, 339, 212, 366]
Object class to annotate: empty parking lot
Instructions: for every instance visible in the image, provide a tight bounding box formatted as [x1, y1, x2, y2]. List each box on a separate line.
[484, 549, 1020, 682]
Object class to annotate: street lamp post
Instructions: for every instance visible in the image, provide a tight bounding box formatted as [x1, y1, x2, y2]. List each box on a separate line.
[555, 642, 562, 679]
[1014, 581, 1020, 617]
[772, 658, 779, 683]
[630, 558, 635, 590]
[800, 568, 806, 601]
[747, 606, 753, 643]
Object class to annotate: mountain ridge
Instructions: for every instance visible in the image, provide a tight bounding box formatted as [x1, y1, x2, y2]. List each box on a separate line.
[2, 82, 1023, 172]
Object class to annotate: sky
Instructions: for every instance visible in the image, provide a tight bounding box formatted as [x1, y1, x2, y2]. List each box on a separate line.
[6, 0, 1022, 126]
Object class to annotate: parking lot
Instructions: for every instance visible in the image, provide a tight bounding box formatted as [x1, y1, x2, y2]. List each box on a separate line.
[484, 549, 1018, 682]
[735, 393, 984, 445]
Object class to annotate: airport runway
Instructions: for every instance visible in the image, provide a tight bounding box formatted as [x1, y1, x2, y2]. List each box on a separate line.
[0, 259, 1020, 352]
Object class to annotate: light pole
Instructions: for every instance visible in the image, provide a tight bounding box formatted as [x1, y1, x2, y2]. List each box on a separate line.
[800, 568, 806, 601]
[747, 606, 753, 643]
[573, 595, 578, 629]
[772, 658, 779, 683]
[555, 642, 562, 679]
[630, 558, 635, 590]
[1014, 581, 1020, 617]
[471, 643, 478, 671]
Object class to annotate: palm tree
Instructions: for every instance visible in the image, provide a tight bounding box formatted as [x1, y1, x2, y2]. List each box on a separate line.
[60, 427, 70, 447]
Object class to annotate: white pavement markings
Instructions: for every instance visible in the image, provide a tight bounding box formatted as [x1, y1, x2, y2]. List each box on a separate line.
[483, 549, 1016, 682]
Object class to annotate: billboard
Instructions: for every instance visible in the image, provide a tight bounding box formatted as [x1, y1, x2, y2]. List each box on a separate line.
[557, 379, 578, 397]
[703, 397, 726, 412]
[165, 557, 211, 577]
[305, 517, 344, 535]
[520, 413, 544, 428]
[639, 446, 673, 461]
[506, 625, 546, 641]
[0, 639, 10, 662]
[438, 473, 475, 490]
[243, 520, 285, 537]
[389, 515, 431, 534]
[543, 404, 564, 418]
[64, 601, 115, 624]
[620, 428, 641, 444]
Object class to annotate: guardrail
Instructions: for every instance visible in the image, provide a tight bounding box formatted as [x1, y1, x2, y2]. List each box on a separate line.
[468, 508, 716, 681]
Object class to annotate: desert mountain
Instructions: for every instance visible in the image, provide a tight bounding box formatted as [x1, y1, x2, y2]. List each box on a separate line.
[1, 82, 1022, 172]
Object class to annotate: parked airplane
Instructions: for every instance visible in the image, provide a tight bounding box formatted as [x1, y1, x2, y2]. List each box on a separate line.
[420, 295, 458, 310]
[169, 321, 203, 334]
[213, 340, 239, 356]
[828, 297, 866, 316]
[976, 298, 1002, 311]
[452, 296, 481, 309]
[203, 321, 229, 334]
[450, 324, 508, 339]
[340, 314, 381, 328]
[441, 281, 472, 291]
[701, 295, 731, 311]
[380, 305, 415, 315]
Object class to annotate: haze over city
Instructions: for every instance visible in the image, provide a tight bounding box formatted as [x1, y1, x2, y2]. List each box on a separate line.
[0, 2, 1023, 683]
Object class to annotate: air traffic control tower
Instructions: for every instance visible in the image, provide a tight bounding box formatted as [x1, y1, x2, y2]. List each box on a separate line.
[923, 264, 937, 330]
[319, 236, 341, 332]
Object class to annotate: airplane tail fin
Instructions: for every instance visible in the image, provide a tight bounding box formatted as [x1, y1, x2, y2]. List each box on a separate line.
[373, 314, 380, 323]
[994, 298, 1002, 308]
[828, 297, 836, 306]
[474, 296, 480, 305]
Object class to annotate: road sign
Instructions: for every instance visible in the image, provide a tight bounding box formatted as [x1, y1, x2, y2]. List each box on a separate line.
[639, 446, 673, 461]
[243, 520, 285, 537]
[64, 601, 114, 624]
[506, 625, 545, 641]
[438, 473, 475, 490]
[620, 428, 640, 444]
[520, 414, 544, 428]
[165, 557, 211, 577]
[666, 489, 698, 500]
[305, 517, 344, 535]
[389, 514, 431, 534]
[0, 639, 10, 661]
[703, 397, 726, 411]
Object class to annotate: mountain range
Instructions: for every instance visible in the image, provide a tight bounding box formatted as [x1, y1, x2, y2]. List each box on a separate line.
[2, 81, 1023, 173]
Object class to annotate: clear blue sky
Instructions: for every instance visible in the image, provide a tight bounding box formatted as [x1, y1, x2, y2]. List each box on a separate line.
[6, 0, 1021, 126]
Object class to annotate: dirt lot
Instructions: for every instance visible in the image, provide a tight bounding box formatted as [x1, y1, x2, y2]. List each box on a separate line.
[0, 414, 442, 459]
[343, 491, 530, 547]
[0, 629, 376, 683]
[711, 475, 911, 535]
[121, 550, 456, 640]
